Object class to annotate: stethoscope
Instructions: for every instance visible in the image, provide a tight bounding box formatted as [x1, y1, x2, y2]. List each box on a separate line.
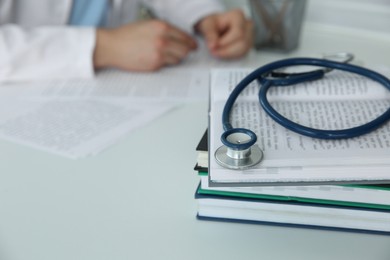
[215, 53, 390, 170]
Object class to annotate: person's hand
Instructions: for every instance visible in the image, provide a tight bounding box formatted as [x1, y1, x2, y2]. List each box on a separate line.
[93, 20, 197, 71]
[195, 9, 254, 59]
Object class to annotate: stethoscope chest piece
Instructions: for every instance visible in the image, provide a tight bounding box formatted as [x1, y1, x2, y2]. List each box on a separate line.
[215, 128, 263, 170]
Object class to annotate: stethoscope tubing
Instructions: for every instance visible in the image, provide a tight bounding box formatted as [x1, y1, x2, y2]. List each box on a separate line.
[222, 58, 390, 141]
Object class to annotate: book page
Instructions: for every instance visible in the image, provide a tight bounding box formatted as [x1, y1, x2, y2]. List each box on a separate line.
[209, 69, 390, 185]
[211, 69, 390, 102]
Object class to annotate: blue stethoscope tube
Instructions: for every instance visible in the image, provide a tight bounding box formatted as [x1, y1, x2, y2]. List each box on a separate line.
[217, 57, 390, 169]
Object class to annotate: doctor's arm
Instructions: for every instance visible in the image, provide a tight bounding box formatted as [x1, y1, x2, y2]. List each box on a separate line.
[0, 24, 96, 82]
[0, 21, 195, 81]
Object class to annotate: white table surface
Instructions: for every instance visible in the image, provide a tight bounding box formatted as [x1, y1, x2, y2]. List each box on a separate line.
[1, 23, 390, 260]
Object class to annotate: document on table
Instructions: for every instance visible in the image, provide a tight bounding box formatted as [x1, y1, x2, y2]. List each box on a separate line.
[209, 68, 390, 186]
[0, 98, 174, 158]
[0, 67, 212, 158]
[0, 68, 210, 101]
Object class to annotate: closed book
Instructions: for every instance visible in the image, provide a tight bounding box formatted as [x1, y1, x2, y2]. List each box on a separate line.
[196, 186, 390, 235]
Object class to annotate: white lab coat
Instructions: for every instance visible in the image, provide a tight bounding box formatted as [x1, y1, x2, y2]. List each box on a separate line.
[0, 0, 223, 82]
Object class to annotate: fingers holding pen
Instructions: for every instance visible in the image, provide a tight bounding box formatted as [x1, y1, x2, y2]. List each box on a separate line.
[94, 20, 197, 72]
[196, 9, 254, 59]
[213, 20, 254, 59]
[155, 22, 198, 65]
[93, 11, 252, 72]
[141, 20, 198, 68]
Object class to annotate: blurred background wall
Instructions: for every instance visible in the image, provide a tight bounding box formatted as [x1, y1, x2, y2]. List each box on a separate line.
[224, 0, 390, 34]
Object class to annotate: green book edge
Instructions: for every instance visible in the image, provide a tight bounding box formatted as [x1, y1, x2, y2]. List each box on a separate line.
[197, 171, 390, 210]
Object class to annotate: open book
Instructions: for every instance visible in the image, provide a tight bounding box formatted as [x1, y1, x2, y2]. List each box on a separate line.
[209, 68, 390, 186]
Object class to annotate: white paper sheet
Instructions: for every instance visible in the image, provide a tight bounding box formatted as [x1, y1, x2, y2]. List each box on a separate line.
[0, 63, 214, 158]
[0, 68, 210, 101]
[0, 97, 174, 158]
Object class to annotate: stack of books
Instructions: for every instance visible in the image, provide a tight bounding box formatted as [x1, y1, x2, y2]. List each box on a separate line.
[194, 130, 390, 234]
[194, 68, 390, 235]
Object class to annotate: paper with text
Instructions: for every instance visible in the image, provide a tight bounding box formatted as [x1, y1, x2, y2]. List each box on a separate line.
[0, 98, 174, 158]
[209, 69, 390, 185]
[0, 68, 211, 158]
[0, 68, 209, 101]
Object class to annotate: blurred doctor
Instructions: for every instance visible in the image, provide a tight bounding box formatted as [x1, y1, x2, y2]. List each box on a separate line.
[0, 0, 253, 82]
